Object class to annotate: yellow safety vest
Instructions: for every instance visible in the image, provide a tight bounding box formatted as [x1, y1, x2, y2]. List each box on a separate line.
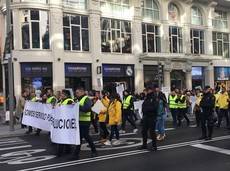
[214, 94, 220, 108]
[46, 96, 56, 104]
[123, 95, 133, 110]
[59, 98, 74, 105]
[177, 95, 186, 109]
[79, 96, 91, 122]
[31, 97, 37, 102]
[169, 95, 178, 109]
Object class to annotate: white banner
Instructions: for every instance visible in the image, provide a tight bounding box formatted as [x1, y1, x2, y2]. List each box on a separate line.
[116, 84, 125, 100]
[134, 100, 144, 119]
[22, 102, 53, 131]
[91, 100, 106, 114]
[51, 104, 80, 145]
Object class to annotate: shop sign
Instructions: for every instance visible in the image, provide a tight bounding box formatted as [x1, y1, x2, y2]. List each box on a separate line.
[214, 67, 230, 81]
[21, 63, 52, 77]
[65, 63, 91, 77]
[103, 64, 134, 77]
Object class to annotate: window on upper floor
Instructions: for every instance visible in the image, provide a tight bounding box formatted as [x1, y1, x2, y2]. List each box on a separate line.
[168, 2, 180, 22]
[213, 32, 229, 58]
[191, 29, 204, 54]
[191, 6, 203, 25]
[101, 18, 132, 54]
[20, 0, 48, 3]
[21, 10, 49, 49]
[63, 0, 87, 10]
[169, 26, 182, 53]
[213, 10, 228, 29]
[63, 14, 89, 51]
[142, 23, 161, 53]
[100, 0, 131, 19]
[142, 0, 160, 21]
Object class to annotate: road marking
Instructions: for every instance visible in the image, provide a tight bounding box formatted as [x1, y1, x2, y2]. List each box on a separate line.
[0, 141, 28, 147]
[0, 138, 22, 142]
[0, 145, 32, 151]
[0, 140, 25, 145]
[19, 135, 230, 171]
[191, 144, 230, 155]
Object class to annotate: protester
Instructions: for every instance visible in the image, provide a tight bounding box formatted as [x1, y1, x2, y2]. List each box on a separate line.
[168, 90, 178, 128]
[104, 93, 122, 146]
[193, 89, 202, 127]
[46, 89, 57, 106]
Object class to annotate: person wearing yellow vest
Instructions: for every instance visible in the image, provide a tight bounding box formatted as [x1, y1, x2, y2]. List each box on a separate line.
[175, 91, 190, 127]
[120, 90, 138, 134]
[98, 90, 110, 144]
[55, 89, 74, 157]
[46, 89, 57, 106]
[72, 87, 97, 160]
[217, 87, 230, 128]
[168, 90, 178, 128]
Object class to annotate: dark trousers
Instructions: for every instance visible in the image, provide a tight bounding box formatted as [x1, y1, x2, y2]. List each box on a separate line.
[99, 122, 109, 139]
[56, 144, 71, 156]
[110, 125, 119, 141]
[121, 109, 137, 130]
[91, 113, 99, 133]
[177, 108, 190, 127]
[200, 112, 214, 138]
[74, 122, 96, 156]
[170, 108, 177, 127]
[142, 116, 156, 148]
[218, 109, 230, 127]
[195, 110, 201, 127]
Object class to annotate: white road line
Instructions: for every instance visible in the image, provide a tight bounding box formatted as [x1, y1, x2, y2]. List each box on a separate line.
[191, 144, 230, 155]
[0, 140, 25, 145]
[19, 135, 230, 171]
[0, 145, 32, 151]
[0, 138, 22, 142]
[0, 141, 27, 147]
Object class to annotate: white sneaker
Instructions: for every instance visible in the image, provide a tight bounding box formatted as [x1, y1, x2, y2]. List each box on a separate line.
[112, 140, 121, 146]
[104, 140, 112, 146]
[119, 130, 126, 134]
[133, 129, 138, 134]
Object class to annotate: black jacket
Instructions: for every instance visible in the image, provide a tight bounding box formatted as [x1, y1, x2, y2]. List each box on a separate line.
[200, 92, 215, 115]
[142, 92, 158, 118]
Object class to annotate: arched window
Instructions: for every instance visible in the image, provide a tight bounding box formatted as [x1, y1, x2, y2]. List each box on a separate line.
[191, 6, 203, 25]
[142, 0, 160, 21]
[168, 2, 179, 21]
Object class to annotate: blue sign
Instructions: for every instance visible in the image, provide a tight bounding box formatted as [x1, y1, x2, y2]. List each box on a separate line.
[214, 67, 230, 81]
[103, 64, 134, 77]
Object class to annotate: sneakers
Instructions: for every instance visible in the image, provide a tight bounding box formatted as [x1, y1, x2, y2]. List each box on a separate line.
[119, 130, 126, 134]
[133, 129, 138, 134]
[104, 140, 112, 146]
[157, 134, 166, 141]
[112, 140, 121, 146]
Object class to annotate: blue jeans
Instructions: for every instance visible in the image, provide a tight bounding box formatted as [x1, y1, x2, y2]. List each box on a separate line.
[156, 114, 166, 135]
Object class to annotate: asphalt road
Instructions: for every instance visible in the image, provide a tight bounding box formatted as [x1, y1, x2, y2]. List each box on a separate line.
[0, 125, 230, 171]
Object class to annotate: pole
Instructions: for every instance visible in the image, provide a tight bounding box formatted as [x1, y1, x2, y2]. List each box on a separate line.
[6, 0, 14, 131]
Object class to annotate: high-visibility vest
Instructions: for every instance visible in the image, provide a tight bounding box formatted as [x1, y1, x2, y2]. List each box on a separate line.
[123, 95, 133, 110]
[31, 97, 37, 102]
[46, 96, 56, 104]
[177, 95, 186, 109]
[79, 96, 91, 122]
[169, 95, 178, 109]
[214, 94, 220, 108]
[59, 98, 74, 105]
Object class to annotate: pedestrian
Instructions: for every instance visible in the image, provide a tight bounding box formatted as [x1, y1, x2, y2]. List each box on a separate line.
[193, 89, 202, 127]
[72, 87, 97, 160]
[55, 89, 74, 157]
[104, 93, 122, 146]
[199, 86, 216, 140]
[120, 90, 138, 134]
[98, 90, 110, 144]
[139, 86, 158, 151]
[168, 90, 178, 128]
[217, 87, 230, 128]
[46, 89, 57, 106]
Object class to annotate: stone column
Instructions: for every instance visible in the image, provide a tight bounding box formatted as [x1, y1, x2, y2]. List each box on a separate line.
[163, 59, 171, 88]
[185, 71, 192, 90]
[89, 0, 102, 91]
[205, 65, 214, 88]
[50, 0, 65, 91]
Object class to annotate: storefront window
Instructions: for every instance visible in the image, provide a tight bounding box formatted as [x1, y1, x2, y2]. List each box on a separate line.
[21, 10, 49, 49]
[168, 3, 180, 22]
[101, 18, 132, 54]
[213, 10, 228, 29]
[169, 26, 183, 53]
[142, 0, 159, 21]
[192, 67, 204, 89]
[142, 23, 161, 53]
[191, 29, 204, 54]
[213, 32, 229, 58]
[63, 14, 89, 51]
[191, 6, 203, 25]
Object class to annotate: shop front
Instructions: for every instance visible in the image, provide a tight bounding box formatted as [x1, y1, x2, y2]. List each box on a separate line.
[102, 64, 135, 93]
[65, 63, 92, 91]
[143, 65, 159, 88]
[214, 67, 230, 90]
[192, 67, 205, 89]
[21, 62, 52, 92]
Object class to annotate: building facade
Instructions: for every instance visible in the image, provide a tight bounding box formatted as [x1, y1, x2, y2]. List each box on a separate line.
[0, 0, 230, 98]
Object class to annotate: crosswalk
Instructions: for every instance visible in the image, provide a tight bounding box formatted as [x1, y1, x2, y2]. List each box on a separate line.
[0, 137, 31, 151]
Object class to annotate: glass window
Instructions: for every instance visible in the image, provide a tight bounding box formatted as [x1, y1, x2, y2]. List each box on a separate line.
[142, 23, 161, 53]
[169, 26, 182, 53]
[191, 29, 205, 54]
[21, 10, 49, 49]
[213, 10, 228, 29]
[191, 6, 203, 25]
[168, 3, 179, 22]
[101, 18, 132, 53]
[142, 0, 160, 21]
[63, 14, 89, 52]
[63, 0, 87, 10]
[213, 32, 230, 58]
